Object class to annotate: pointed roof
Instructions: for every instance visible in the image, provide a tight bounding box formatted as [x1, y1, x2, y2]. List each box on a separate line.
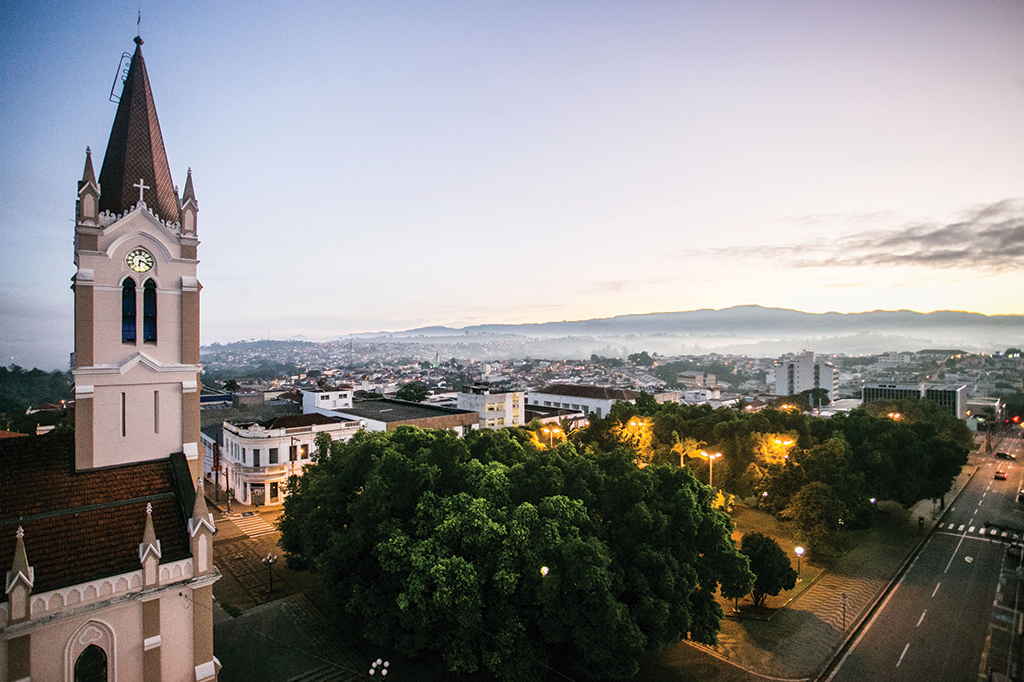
[97, 36, 180, 224]
[182, 167, 196, 205]
[138, 502, 162, 563]
[79, 147, 97, 191]
[5, 526, 34, 595]
[189, 478, 215, 537]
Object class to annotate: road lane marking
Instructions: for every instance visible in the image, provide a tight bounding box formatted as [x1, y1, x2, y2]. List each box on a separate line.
[984, 491, 988, 497]
[959, 525, 966, 531]
[932, 583, 941, 597]
[970, 526, 976, 533]
[946, 529, 971, 573]
[917, 610, 926, 626]
[896, 642, 910, 667]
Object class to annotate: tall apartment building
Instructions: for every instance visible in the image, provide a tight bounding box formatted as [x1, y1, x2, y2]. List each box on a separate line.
[773, 351, 839, 403]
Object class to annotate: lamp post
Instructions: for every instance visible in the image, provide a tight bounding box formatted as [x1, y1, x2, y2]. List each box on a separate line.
[262, 554, 277, 593]
[700, 451, 722, 488]
[541, 427, 560, 447]
[369, 659, 390, 677]
[795, 546, 804, 579]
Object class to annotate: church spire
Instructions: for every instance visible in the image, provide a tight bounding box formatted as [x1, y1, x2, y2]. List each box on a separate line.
[97, 36, 180, 225]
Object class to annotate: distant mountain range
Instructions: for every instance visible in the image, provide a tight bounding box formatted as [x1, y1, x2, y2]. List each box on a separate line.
[338, 306, 1022, 357]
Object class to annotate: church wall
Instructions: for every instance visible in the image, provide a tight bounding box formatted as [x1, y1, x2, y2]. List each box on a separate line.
[22, 601, 145, 682]
[89, 376, 185, 468]
[160, 588, 195, 682]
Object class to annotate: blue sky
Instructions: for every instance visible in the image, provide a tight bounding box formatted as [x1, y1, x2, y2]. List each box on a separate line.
[3, 1, 1024, 370]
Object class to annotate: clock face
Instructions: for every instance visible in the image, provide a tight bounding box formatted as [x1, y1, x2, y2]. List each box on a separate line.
[126, 248, 154, 273]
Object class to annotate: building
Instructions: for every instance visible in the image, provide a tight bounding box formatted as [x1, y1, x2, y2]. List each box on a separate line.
[773, 351, 839, 403]
[301, 387, 354, 414]
[212, 413, 361, 507]
[332, 399, 479, 434]
[677, 372, 716, 389]
[457, 384, 525, 429]
[527, 385, 639, 419]
[1, 35, 219, 681]
[861, 382, 968, 420]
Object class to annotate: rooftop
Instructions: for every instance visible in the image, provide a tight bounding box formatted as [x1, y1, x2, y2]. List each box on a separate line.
[0, 433, 192, 596]
[338, 399, 477, 424]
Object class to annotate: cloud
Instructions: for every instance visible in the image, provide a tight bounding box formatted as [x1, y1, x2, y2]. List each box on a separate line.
[697, 199, 1024, 272]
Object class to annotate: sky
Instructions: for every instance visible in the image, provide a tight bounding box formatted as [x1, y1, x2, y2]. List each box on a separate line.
[3, 1, 1024, 370]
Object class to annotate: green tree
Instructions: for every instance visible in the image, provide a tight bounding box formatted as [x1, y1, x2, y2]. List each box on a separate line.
[740, 532, 797, 608]
[222, 378, 240, 392]
[781, 481, 845, 555]
[396, 381, 430, 402]
[281, 427, 753, 681]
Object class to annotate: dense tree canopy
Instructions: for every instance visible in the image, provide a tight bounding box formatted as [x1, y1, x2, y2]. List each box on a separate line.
[280, 427, 753, 682]
[579, 395, 969, 554]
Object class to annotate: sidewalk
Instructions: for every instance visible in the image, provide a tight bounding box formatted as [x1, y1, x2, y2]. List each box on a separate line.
[648, 463, 977, 681]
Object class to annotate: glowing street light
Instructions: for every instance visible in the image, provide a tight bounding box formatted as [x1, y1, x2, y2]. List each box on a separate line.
[794, 546, 804, 577]
[699, 451, 722, 488]
[887, 412, 902, 421]
[541, 426, 561, 447]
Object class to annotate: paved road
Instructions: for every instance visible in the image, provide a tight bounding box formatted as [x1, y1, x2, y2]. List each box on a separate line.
[828, 436, 1024, 682]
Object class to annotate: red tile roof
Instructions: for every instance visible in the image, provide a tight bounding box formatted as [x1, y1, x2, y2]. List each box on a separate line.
[0, 433, 191, 597]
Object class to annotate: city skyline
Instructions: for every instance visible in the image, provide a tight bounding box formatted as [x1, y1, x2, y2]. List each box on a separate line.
[3, 1, 1024, 370]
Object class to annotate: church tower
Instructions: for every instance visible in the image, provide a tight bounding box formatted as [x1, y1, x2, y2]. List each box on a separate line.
[73, 36, 203, 482]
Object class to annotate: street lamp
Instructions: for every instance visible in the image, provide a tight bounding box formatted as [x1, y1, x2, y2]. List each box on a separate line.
[369, 659, 390, 677]
[541, 427, 560, 447]
[699, 451, 722, 488]
[262, 554, 278, 593]
[795, 546, 804, 578]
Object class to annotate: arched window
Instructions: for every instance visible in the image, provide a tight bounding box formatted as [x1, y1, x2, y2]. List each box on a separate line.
[143, 279, 157, 342]
[74, 644, 107, 682]
[122, 279, 136, 343]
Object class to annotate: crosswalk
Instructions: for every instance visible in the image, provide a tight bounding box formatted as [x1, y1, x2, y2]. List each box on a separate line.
[936, 522, 1020, 542]
[228, 512, 279, 539]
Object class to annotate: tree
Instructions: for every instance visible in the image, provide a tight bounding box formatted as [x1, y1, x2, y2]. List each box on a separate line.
[740, 532, 797, 608]
[781, 481, 845, 555]
[222, 378, 240, 393]
[280, 427, 753, 682]
[396, 381, 430, 402]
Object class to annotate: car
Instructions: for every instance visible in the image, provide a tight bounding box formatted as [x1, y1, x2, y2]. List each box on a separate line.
[996, 470, 1008, 480]
[996, 452, 1017, 460]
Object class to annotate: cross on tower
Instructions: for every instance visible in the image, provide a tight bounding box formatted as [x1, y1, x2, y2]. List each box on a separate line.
[134, 178, 150, 204]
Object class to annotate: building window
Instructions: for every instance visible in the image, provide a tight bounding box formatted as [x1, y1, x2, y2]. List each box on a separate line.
[253, 449, 261, 467]
[270, 481, 279, 501]
[142, 279, 157, 342]
[74, 644, 107, 682]
[153, 390, 159, 433]
[269, 447, 278, 464]
[121, 392, 126, 437]
[122, 279, 136, 342]
[320, 394, 330, 400]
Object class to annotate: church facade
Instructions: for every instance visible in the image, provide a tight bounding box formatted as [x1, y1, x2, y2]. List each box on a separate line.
[1, 35, 219, 681]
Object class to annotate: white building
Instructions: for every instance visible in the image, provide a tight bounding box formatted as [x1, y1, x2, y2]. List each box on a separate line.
[773, 351, 839, 403]
[214, 413, 361, 507]
[527, 385, 639, 419]
[457, 384, 525, 429]
[302, 386, 354, 414]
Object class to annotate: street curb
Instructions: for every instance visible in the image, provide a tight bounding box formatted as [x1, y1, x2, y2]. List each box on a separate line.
[812, 463, 979, 682]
